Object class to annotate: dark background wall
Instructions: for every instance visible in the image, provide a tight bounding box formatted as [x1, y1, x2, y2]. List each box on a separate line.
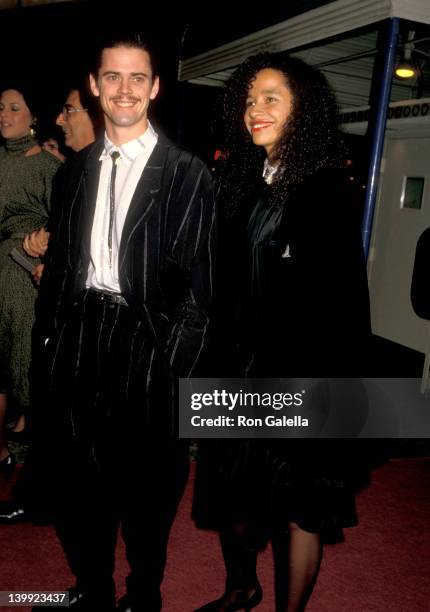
[0, 0, 336, 150]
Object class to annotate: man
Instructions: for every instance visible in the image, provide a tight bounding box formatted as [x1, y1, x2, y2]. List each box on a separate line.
[54, 81, 102, 154]
[33, 35, 215, 612]
[22, 79, 101, 282]
[23, 80, 102, 263]
[41, 80, 102, 161]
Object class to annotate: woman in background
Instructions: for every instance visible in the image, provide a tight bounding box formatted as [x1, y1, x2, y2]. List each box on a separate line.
[0, 84, 61, 470]
[193, 53, 371, 611]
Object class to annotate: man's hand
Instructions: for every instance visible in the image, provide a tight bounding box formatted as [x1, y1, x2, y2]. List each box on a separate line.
[41, 138, 66, 162]
[23, 228, 50, 258]
[32, 264, 45, 286]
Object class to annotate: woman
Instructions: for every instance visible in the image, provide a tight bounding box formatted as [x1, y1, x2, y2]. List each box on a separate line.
[0, 84, 62, 469]
[193, 53, 371, 611]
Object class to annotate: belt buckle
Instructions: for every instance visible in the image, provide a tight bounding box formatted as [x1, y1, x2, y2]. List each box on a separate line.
[88, 288, 127, 306]
[106, 291, 126, 306]
[96, 291, 108, 302]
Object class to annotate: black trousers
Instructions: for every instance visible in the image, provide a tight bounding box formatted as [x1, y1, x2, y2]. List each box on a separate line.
[40, 290, 189, 609]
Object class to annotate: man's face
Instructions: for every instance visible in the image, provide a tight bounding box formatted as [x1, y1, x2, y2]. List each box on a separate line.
[56, 89, 95, 152]
[90, 46, 159, 142]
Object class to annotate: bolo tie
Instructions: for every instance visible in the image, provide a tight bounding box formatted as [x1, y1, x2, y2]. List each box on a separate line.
[108, 150, 121, 267]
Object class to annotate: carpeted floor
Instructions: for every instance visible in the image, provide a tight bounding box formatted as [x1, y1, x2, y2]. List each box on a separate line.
[1, 457, 429, 611]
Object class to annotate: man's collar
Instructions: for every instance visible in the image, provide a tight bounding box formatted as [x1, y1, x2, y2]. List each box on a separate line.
[100, 122, 158, 163]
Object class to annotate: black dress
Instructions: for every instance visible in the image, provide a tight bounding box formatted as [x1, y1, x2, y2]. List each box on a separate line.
[193, 167, 371, 536]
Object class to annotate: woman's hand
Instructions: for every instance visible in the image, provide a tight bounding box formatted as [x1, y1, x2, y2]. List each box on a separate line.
[23, 228, 50, 258]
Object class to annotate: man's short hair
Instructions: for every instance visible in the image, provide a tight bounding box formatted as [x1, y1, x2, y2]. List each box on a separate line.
[90, 33, 158, 81]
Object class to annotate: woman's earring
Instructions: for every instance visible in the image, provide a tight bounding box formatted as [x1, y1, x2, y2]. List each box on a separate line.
[30, 119, 37, 138]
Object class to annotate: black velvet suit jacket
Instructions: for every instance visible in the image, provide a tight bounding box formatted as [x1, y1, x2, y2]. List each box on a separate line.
[251, 167, 372, 376]
[213, 167, 371, 378]
[37, 134, 216, 379]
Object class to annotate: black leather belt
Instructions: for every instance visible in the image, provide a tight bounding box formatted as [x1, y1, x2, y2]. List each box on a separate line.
[86, 288, 128, 306]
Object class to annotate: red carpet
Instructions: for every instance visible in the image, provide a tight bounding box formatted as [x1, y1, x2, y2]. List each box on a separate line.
[1, 458, 429, 611]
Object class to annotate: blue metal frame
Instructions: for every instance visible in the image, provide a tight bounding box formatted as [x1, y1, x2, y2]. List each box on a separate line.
[362, 18, 400, 260]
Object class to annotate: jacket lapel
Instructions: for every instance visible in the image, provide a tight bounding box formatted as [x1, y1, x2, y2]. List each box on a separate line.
[118, 135, 171, 273]
[79, 139, 104, 264]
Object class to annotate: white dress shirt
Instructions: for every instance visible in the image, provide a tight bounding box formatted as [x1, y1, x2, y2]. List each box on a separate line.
[262, 158, 280, 185]
[86, 123, 158, 292]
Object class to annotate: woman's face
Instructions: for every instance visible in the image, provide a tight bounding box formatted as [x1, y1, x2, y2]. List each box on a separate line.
[0, 89, 34, 140]
[244, 68, 293, 158]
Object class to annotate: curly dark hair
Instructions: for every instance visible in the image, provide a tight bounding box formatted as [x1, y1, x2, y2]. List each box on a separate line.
[216, 52, 347, 213]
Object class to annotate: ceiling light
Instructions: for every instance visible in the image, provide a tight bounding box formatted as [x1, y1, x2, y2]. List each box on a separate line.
[395, 62, 416, 79]
[395, 31, 416, 80]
